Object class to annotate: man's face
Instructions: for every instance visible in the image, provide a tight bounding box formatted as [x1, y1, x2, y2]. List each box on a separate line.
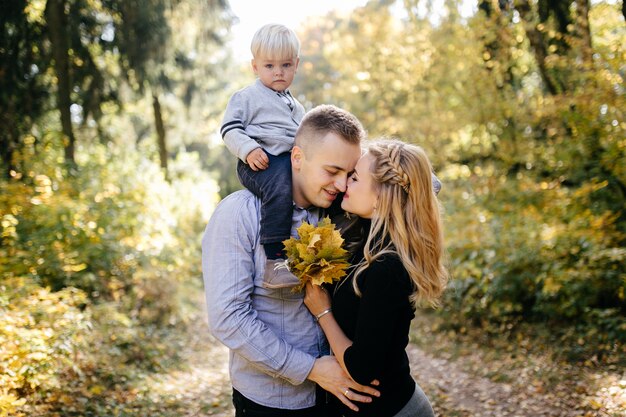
[251, 54, 299, 92]
[291, 132, 362, 209]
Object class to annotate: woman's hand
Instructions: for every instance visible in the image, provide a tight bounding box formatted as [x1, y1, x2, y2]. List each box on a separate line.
[305, 282, 383, 391]
[303, 282, 331, 316]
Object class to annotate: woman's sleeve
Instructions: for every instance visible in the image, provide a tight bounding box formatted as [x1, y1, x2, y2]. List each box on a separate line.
[342, 257, 410, 384]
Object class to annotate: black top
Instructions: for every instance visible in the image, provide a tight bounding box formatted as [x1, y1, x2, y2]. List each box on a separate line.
[328, 250, 416, 417]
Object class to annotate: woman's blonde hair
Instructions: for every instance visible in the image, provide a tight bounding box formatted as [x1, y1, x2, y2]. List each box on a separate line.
[352, 139, 448, 307]
[250, 24, 300, 60]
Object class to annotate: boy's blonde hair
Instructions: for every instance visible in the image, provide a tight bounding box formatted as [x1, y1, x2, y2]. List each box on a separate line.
[251, 24, 300, 60]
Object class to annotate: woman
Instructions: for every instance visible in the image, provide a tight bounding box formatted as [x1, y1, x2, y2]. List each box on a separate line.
[304, 139, 448, 417]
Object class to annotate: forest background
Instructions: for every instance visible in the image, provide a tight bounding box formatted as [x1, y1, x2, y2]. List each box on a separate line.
[1, 0, 624, 415]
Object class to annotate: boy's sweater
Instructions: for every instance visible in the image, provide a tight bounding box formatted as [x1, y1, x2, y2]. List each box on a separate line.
[220, 79, 305, 162]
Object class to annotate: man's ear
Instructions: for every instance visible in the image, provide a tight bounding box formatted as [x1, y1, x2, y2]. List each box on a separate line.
[291, 145, 303, 170]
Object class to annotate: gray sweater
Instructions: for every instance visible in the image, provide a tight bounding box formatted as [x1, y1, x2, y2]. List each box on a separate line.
[220, 79, 305, 162]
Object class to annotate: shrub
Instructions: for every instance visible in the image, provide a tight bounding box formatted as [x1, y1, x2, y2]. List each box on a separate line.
[441, 165, 626, 357]
[0, 140, 219, 414]
[0, 277, 91, 416]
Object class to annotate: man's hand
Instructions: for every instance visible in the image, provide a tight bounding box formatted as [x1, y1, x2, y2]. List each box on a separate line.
[308, 356, 380, 412]
[246, 148, 269, 171]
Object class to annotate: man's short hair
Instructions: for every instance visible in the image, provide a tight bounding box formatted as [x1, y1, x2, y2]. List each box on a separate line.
[251, 24, 300, 60]
[295, 105, 365, 153]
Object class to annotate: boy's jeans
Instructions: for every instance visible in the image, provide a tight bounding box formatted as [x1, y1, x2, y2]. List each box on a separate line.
[237, 151, 292, 247]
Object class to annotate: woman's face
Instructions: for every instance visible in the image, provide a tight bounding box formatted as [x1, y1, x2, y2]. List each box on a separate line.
[341, 152, 379, 219]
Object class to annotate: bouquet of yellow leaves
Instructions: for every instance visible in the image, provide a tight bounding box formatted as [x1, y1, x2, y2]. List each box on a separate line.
[282, 217, 351, 292]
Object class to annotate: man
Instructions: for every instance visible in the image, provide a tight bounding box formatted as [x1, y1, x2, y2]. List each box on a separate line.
[203, 105, 379, 417]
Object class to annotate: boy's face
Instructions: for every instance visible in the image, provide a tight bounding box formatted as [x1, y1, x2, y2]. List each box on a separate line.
[291, 132, 361, 209]
[252, 54, 299, 92]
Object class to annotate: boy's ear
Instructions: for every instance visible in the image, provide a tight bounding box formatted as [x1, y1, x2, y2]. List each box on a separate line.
[251, 59, 258, 74]
[291, 145, 303, 170]
[294, 57, 300, 72]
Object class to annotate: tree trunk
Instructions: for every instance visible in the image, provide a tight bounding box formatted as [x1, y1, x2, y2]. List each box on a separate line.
[514, 0, 560, 95]
[45, 0, 76, 165]
[478, 0, 516, 88]
[0, 98, 18, 178]
[0, 133, 17, 179]
[575, 0, 594, 68]
[152, 92, 168, 174]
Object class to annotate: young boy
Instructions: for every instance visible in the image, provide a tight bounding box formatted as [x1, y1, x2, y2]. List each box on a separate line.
[220, 24, 305, 272]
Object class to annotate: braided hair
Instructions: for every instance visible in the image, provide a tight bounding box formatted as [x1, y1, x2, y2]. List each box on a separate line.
[352, 139, 448, 307]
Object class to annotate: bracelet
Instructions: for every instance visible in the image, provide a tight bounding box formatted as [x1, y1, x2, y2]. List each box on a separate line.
[315, 308, 332, 321]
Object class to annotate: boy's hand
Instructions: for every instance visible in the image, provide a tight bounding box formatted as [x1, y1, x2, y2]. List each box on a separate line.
[246, 148, 269, 171]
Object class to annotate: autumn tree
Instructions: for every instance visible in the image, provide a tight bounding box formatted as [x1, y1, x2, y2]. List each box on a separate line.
[1, 0, 232, 175]
[0, 1, 49, 178]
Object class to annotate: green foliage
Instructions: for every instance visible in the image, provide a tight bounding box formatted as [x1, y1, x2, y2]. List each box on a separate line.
[1, 0, 233, 173]
[444, 171, 625, 315]
[201, 143, 244, 199]
[437, 175, 625, 364]
[2, 137, 217, 301]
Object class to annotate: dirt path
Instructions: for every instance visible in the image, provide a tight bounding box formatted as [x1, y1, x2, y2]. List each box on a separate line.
[142, 307, 624, 417]
[409, 345, 576, 417]
[137, 310, 234, 417]
[406, 328, 625, 417]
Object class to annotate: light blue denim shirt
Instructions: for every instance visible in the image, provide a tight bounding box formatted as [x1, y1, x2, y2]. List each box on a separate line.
[202, 190, 329, 409]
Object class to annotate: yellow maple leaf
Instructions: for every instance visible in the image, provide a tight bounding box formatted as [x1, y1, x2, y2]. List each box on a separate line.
[307, 234, 322, 250]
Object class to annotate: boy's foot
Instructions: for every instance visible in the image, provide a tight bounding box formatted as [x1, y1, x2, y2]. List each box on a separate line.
[261, 259, 299, 289]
